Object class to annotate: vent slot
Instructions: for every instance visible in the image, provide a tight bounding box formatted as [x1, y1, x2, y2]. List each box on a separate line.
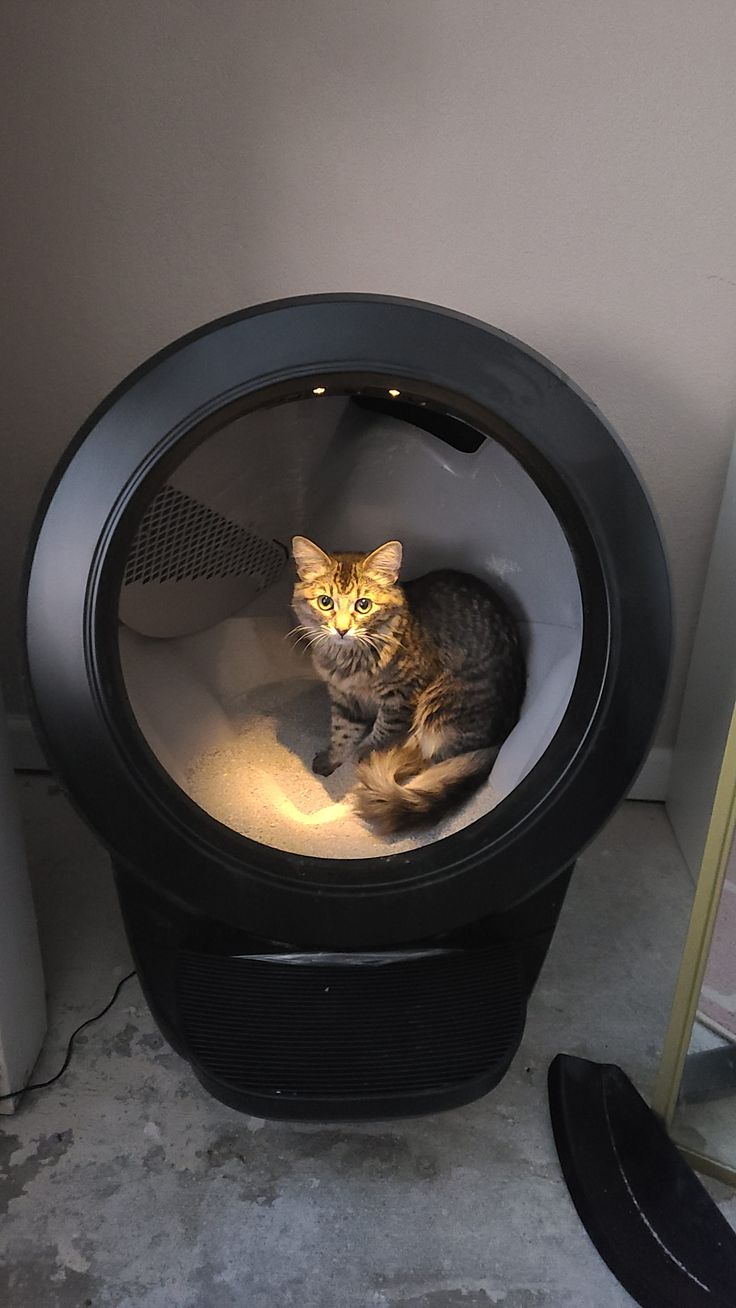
[177, 946, 525, 1105]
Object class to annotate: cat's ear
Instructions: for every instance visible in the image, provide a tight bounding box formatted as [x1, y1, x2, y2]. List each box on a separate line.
[363, 541, 403, 585]
[292, 536, 332, 581]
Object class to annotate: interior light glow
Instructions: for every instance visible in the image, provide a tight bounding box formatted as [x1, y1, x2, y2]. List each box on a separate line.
[312, 386, 326, 396]
[388, 388, 401, 398]
[260, 775, 352, 826]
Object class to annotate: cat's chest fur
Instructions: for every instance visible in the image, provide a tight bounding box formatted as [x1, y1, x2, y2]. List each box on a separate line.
[311, 643, 394, 711]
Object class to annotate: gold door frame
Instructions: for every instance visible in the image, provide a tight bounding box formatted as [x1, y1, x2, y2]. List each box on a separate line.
[653, 699, 736, 1185]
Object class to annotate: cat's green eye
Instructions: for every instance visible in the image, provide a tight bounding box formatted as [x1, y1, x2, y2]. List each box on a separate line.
[317, 595, 334, 610]
[355, 598, 372, 613]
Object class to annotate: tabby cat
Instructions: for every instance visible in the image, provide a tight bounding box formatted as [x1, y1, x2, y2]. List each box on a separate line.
[291, 537, 525, 833]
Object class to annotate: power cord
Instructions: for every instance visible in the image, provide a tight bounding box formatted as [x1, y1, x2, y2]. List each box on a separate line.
[0, 970, 137, 1103]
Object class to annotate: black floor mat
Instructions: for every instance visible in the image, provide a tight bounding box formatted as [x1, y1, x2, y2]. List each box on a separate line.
[548, 1054, 736, 1308]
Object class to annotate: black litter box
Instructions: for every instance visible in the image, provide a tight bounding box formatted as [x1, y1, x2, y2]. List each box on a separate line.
[25, 295, 670, 1119]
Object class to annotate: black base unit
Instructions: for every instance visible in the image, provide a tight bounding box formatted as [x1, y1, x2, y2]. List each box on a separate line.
[116, 865, 571, 1119]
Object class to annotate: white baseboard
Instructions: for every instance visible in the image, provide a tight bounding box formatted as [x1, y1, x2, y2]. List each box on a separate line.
[628, 746, 672, 802]
[7, 714, 48, 772]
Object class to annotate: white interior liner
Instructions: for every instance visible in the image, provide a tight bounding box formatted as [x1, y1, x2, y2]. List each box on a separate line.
[118, 398, 583, 858]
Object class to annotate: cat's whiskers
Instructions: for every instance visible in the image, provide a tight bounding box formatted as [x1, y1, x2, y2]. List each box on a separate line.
[356, 633, 388, 661]
[304, 631, 333, 650]
[365, 628, 404, 655]
[286, 623, 327, 650]
[285, 624, 314, 642]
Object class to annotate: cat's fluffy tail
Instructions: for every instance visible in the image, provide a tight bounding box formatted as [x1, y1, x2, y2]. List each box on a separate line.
[353, 743, 496, 834]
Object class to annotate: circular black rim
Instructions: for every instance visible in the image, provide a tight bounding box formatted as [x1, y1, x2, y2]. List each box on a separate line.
[25, 294, 671, 946]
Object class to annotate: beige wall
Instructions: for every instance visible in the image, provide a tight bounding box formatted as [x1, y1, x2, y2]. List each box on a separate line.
[3, 0, 736, 747]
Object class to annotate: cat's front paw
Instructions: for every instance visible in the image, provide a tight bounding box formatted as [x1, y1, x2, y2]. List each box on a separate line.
[312, 750, 337, 777]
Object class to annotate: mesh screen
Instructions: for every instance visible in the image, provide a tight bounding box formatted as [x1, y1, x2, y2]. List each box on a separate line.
[123, 485, 285, 587]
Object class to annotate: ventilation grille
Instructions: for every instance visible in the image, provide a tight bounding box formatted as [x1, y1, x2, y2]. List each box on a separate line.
[124, 485, 285, 587]
[177, 946, 525, 1103]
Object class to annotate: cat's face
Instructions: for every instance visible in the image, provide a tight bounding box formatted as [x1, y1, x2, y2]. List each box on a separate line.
[291, 537, 404, 650]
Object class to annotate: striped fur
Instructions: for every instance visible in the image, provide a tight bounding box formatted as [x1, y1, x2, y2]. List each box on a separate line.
[354, 744, 499, 834]
[291, 537, 525, 833]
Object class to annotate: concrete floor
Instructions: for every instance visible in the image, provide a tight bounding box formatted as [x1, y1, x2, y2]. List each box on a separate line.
[1, 782, 735, 1307]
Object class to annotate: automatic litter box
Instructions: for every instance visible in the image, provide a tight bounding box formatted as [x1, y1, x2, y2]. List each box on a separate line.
[25, 295, 670, 1119]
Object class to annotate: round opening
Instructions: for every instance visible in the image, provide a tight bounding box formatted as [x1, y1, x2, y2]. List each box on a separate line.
[116, 388, 584, 861]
